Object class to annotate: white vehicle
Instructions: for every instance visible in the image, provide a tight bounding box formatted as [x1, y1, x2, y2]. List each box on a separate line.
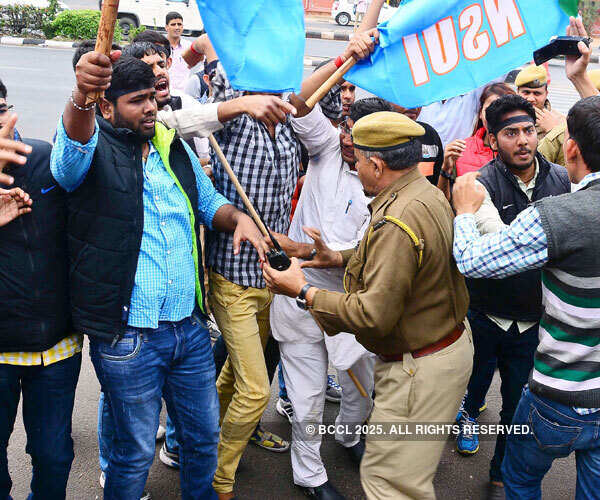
[101, 0, 204, 37]
[331, 0, 398, 27]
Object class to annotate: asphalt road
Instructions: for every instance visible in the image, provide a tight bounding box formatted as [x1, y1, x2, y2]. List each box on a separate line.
[0, 36, 585, 500]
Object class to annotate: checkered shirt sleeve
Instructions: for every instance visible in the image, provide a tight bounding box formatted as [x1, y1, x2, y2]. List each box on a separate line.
[206, 66, 300, 288]
[0, 334, 83, 366]
[50, 117, 98, 192]
[453, 206, 549, 279]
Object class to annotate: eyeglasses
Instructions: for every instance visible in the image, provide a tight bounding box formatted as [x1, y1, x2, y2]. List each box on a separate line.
[339, 119, 352, 136]
[0, 104, 14, 115]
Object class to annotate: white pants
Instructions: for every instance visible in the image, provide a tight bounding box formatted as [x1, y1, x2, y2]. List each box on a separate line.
[279, 340, 375, 487]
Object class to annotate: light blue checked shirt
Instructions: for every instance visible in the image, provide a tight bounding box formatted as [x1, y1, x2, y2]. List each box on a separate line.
[453, 171, 600, 416]
[51, 117, 230, 329]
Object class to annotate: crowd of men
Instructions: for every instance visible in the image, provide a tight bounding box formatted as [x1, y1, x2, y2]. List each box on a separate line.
[0, 1, 599, 499]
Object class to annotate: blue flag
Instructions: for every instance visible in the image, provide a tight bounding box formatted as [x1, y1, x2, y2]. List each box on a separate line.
[346, 0, 571, 108]
[194, 0, 305, 93]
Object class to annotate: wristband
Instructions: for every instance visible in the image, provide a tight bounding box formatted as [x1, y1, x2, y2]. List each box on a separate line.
[441, 169, 456, 182]
[190, 42, 202, 56]
[334, 56, 345, 69]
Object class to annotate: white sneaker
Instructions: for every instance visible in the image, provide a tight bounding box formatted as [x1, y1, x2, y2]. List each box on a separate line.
[159, 441, 180, 469]
[276, 397, 294, 424]
[99, 471, 152, 499]
[155, 424, 166, 441]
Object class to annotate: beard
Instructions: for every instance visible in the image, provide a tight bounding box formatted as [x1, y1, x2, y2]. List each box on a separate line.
[113, 108, 155, 143]
[498, 148, 534, 171]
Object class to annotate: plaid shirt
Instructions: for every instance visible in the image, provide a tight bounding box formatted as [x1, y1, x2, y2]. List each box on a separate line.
[0, 334, 82, 366]
[453, 171, 600, 415]
[207, 66, 300, 288]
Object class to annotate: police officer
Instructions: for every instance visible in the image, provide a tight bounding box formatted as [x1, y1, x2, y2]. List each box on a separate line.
[263, 111, 473, 500]
[538, 69, 600, 166]
[515, 64, 564, 141]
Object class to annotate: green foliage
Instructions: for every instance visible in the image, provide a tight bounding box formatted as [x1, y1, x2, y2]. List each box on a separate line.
[579, 1, 599, 34]
[50, 9, 122, 41]
[128, 24, 146, 41]
[0, 0, 59, 37]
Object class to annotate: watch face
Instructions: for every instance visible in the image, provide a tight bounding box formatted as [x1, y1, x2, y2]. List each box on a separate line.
[296, 297, 308, 310]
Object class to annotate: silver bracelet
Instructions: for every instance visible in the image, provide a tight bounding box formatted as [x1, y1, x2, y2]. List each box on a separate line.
[70, 92, 96, 112]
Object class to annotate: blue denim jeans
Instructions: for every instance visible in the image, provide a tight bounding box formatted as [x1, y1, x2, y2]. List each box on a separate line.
[89, 315, 219, 500]
[502, 387, 600, 500]
[463, 310, 539, 482]
[0, 353, 81, 500]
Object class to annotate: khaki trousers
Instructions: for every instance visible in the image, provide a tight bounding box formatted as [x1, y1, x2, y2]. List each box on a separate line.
[208, 271, 273, 494]
[361, 326, 474, 500]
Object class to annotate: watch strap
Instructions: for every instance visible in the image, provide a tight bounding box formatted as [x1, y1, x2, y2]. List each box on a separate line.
[298, 283, 312, 300]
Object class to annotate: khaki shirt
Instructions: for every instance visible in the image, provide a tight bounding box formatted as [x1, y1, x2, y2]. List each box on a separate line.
[311, 168, 469, 355]
[538, 121, 566, 167]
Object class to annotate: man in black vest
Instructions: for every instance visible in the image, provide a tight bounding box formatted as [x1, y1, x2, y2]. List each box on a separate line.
[0, 112, 81, 500]
[50, 53, 271, 500]
[454, 94, 570, 499]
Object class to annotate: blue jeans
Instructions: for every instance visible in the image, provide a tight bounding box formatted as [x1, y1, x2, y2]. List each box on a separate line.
[89, 315, 219, 500]
[278, 363, 287, 400]
[463, 310, 539, 482]
[0, 353, 81, 500]
[502, 387, 600, 500]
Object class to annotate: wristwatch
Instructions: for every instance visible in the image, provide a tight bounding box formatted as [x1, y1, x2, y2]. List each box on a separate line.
[296, 283, 313, 310]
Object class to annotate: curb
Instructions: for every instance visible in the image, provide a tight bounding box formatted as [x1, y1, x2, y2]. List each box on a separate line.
[306, 30, 351, 42]
[304, 55, 329, 67]
[0, 36, 75, 48]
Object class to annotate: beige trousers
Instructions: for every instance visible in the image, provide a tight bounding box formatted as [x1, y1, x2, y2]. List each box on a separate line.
[361, 326, 474, 500]
[208, 271, 273, 494]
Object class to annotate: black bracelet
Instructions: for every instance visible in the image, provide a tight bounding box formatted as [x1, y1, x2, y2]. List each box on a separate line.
[441, 169, 456, 182]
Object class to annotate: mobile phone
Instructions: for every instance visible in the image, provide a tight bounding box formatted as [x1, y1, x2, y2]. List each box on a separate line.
[533, 36, 592, 66]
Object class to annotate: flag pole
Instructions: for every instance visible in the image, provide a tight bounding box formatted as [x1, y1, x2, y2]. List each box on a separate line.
[208, 134, 270, 238]
[86, 0, 120, 105]
[305, 57, 356, 109]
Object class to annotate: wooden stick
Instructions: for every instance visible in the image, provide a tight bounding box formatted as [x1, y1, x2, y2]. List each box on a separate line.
[305, 57, 356, 109]
[347, 368, 368, 398]
[208, 134, 270, 238]
[86, 0, 120, 105]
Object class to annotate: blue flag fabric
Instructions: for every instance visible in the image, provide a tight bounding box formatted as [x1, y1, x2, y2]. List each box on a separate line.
[194, 0, 305, 93]
[346, 0, 570, 108]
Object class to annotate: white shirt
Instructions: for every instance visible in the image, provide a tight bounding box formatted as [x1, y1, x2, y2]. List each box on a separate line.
[473, 160, 540, 333]
[168, 39, 192, 93]
[418, 78, 504, 147]
[270, 105, 371, 345]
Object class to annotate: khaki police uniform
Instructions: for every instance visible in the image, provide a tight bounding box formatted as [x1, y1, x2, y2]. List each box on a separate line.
[516, 65, 561, 141]
[538, 121, 567, 166]
[537, 69, 600, 167]
[309, 112, 473, 500]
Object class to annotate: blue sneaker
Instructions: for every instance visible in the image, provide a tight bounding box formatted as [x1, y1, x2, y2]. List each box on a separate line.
[456, 412, 480, 455]
[326, 374, 342, 403]
[455, 397, 487, 422]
